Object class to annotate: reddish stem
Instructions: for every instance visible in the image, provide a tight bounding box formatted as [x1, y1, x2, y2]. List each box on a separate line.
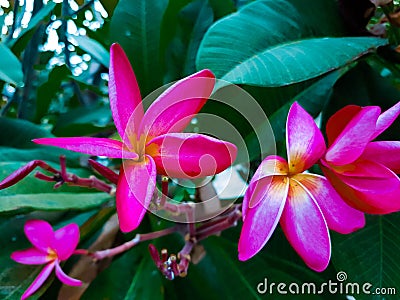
[87, 226, 178, 260]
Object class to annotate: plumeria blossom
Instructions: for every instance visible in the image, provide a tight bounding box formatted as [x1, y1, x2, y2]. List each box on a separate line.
[11, 220, 81, 299]
[34, 44, 237, 232]
[320, 102, 400, 214]
[238, 102, 365, 272]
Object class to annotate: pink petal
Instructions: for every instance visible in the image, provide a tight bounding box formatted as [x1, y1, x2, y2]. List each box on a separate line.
[24, 220, 54, 252]
[53, 223, 80, 261]
[286, 102, 326, 173]
[116, 157, 156, 232]
[325, 106, 380, 165]
[146, 133, 237, 178]
[325, 105, 361, 146]
[21, 262, 55, 300]
[334, 160, 400, 193]
[238, 176, 289, 261]
[242, 156, 287, 218]
[321, 163, 400, 214]
[55, 261, 82, 286]
[360, 141, 400, 173]
[372, 101, 400, 139]
[33, 137, 137, 159]
[293, 173, 365, 234]
[139, 69, 215, 138]
[280, 178, 331, 272]
[109, 44, 144, 144]
[250, 155, 289, 183]
[11, 248, 49, 265]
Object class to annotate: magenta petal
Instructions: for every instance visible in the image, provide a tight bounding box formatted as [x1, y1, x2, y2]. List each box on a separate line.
[139, 69, 215, 138]
[372, 101, 400, 139]
[325, 106, 380, 165]
[24, 220, 54, 252]
[11, 248, 49, 265]
[147, 133, 237, 178]
[294, 174, 365, 234]
[53, 223, 80, 261]
[109, 43, 144, 144]
[336, 160, 400, 193]
[286, 102, 326, 173]
[238, 176, 289, 261]
[55, 261, 82, 286]
[360, 141, 400, 174]
[116, 157, 156, 232]
[21, 262, 55, 300]
[33, 137, 137, 159]
[280, 179, 331, 272]
[321, 163, 400, 214]
[325, 105, 361, 146]
[250, 155, 289, 183]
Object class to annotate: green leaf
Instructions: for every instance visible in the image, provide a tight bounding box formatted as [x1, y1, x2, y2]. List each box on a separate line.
[0, 43, 23, 86]
[53, 105, 112, 137]
[124, 257, 164, 300]
[322, 60, 400, 140]
[0, 117, 52, 148]
[183, 0, 214, 76]
[7, 1, 57, 48]
[331, 214, 400, 300]
[208, 0, 235, 19]
[196, 0, 382, 86]
[201, 35, 386, 87]
[0, 193, 111, 213]
[82, 245, 147, 299]
[0, 161, 111, 213]
[110, 0, 168, 95]
[35, 65, 72, 122]
[72, 35, 110, 67]
[0, 118, 83, 165]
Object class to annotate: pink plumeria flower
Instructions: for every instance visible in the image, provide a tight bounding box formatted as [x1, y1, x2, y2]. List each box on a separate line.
[238, 102, 365, 272]
[34, 44, 237, 232]
[320, 102, 400, 214]
[11, 220, 81, 300]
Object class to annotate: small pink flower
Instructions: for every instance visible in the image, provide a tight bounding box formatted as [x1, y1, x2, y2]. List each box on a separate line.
[11, 220, 81, 300]
[238, 102, 365, 271]
[34, 44, 237, 232]
[320, 102, 400, 214]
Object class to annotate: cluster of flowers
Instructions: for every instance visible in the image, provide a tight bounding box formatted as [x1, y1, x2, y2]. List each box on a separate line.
[3, 44, 400, 299]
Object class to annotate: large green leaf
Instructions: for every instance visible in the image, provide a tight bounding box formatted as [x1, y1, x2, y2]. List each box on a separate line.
[220, 37, 386, 86]
[0, 118, 82, 165]
[0, 161, 112, 214]
[0, 43, 23, 86]
[196, 0, 386, 86]
[52, 105, 113, 137]
[331, 214, 400, 300]
[0, 193, 112, 213]
[124, 256, 164, 300]
[110, 0, 168, 95]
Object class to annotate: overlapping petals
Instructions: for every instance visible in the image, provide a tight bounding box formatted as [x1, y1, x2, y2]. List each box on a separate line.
[147, 133, 237, 178]
[239, 102, 365, 272]
[11, 220, 81, 299]
[34, 44, 237, 232]
[321, 101, 400, 214]
[116, 158, 157, 233]
[286, 101, 326, 173]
